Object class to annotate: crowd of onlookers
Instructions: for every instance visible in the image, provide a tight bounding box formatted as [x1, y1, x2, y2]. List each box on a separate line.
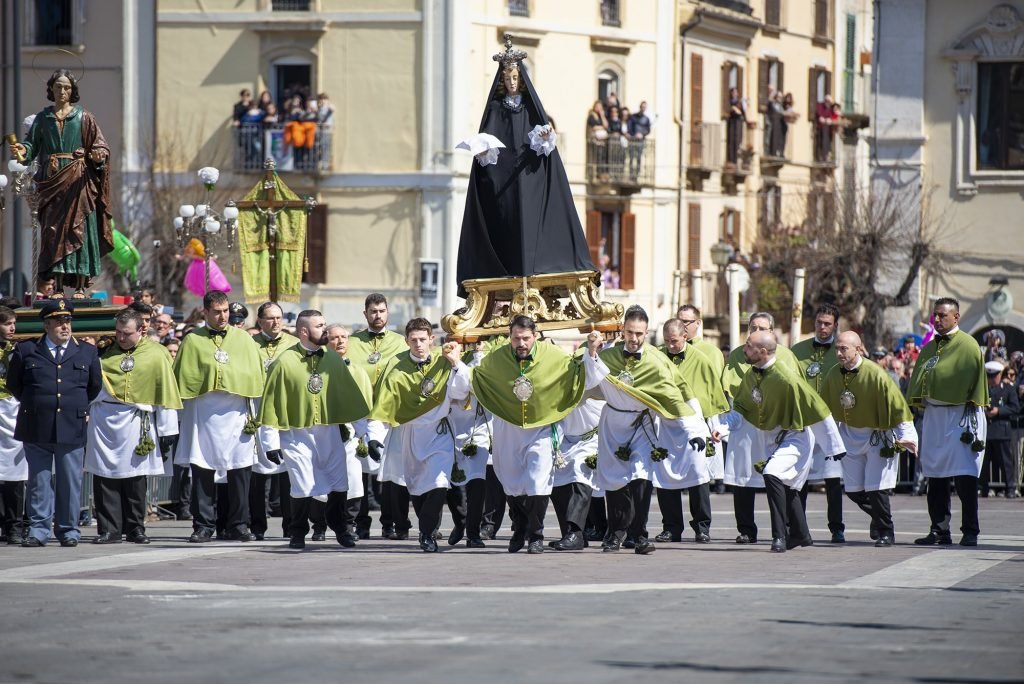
[231, 87, 334, 169]
[586, 92, 653, 182]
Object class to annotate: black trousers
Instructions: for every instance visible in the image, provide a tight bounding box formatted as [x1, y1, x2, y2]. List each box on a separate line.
[481, 465, 507, 533]
[379, 481, 411, 534]
[506, 494, 548, 542]
[587, 495, 607, 534]
[656, 484, 712, 536]
[605, 479, 653, 543]
[309, 498, 327, 535]
[249, 472, 271, 536]
[345, 473, 373, 534]
[448, 478, 486, 539]
[926, 475, 980, 536]
[799, 477, 845, 533]
[732, 485, 759, 539]
[169, 464, 191, 514]
[0, 479, 25, 539]
[191, 465, 251, 535]
[288, 491, 347, 539]
[411, 487, 447, 539]
[93, 475, 147, 537]
[981, 440, 1017, 494]
[550, 482, 592, 537]
[763, 474, 810, 542]
[846, 489, 894, 536]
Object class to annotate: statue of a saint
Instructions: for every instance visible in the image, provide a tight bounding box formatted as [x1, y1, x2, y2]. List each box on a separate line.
[8, 69, 113, 298]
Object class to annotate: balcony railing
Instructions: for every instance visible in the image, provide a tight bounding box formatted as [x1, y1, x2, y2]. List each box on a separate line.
[586, 137, 655, 188]
[233, 123, 332, 173]
[688, 122, 722, 170]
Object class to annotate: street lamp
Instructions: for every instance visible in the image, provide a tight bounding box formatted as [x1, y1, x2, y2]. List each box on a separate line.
[710, 240, 735, 271]
[174, 166, 239, 293]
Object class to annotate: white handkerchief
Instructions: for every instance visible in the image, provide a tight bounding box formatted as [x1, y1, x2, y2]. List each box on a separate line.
[455, 133, 506, 156]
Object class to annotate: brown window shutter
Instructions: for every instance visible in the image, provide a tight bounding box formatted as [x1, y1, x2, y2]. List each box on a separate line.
[808, 68, 817, 121]
[758, 59, 770, 113]
[815, 0, 829, 37]
[736, 64, 744, 99]
[721, 62, 731, 120]
[690, 53, 703, 123]
[619, 212, 636, 291]
[687, 203, 701, 271]
[303, 203, 327, 284]
[765, 0, 781, 27]
[586, 210, 601, 267]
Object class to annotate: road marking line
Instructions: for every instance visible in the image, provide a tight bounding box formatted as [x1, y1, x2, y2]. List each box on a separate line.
[0, 547, 241, 581]
[840, 550, 1008, 589]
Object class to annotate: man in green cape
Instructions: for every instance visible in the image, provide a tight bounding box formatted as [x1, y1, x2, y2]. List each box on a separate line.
[347, 293, 411, 540]
[822, 331, 918, 547]
[677, 304, 726, 375]
[791, 303, 846, 543]
[653, 316, 728, 544]
[906, 297, 989, 547]
[370, 318, 467, 552]
[173, 290, 265, 544]
[584, 306, 709, 555]
[258, 310, 374, 550]
[711, 331, 835, 552]
[471, 316, 586, 554]
[85, 309, 182, 544]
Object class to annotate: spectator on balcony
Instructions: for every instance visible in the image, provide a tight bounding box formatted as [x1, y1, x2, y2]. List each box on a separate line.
[814, 94, 835, 162]
[607, 106, 623, 136]
[232, 89, 253, 128]
[262, 103, 280, 125]
[765, 89, 786, 158]
[257, 90, 274, 114]
[629, 101, 652, 139]
[604, 91, 620, 110]
[726, 87, 748, 166]
[316, 93, 334, 128]
[285, 100, 318, 171]
[587, 100, 609, 141]
[239, 102, 265, 169]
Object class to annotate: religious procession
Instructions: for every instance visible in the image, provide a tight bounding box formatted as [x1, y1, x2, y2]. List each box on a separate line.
[1, 26, 1017, 564]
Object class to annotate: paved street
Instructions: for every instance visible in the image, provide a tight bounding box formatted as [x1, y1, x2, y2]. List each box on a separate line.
[0, 492, 1021, 684]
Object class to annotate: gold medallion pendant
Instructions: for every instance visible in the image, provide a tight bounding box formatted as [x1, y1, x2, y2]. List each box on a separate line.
[839, 389, 857, 410]
[214, 349, 230, 364]
[264, 357, 274, 371]
[307, 372, 324, 394]
[512, 375, 534, 401]
[119, 356, 135, 372]
[367, 351, 382, 365]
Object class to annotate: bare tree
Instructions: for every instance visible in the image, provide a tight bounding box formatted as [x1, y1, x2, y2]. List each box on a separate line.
[751, 182, 952, 349]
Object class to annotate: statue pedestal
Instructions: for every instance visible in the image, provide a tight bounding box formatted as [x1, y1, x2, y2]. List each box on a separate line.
[442, 271, 623, 341]
[14, 303, 120, 341]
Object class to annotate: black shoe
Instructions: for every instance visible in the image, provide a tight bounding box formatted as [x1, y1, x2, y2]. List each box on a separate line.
[356, 530, 370, 540]
[553, 531, 585, 551]
[874, 535, 894, 547]
[694, 532, 711, 544]
[188, 529, 213, 544]
[21, 537, 44, 547]
[479, 524, 496, 540]
[6, 532, 23, 545]
[831, 531, 846, 544]
[60, 537, 79, 547]
[527, 540, 544, 554]
[466, 537, 486, 548]
[289, 536, 306, 550]
[253, 532, 265, 541]
[226, 529, 256, 542]
[869, 525, 880, 541]
[601, 538, 621, 552]
[419, 534, 439, 553]
[175, 511, 193, 521]
[786, 536, 814, 550]
[654, 530, 680, 543]
[311, 532, 326, 542]
[914, 531, 952, 545]
[381, 526, 395, 539]
[959, 534, 978, 547]
[622, 538, 636, 549]
[508, 533, 526, 553]
[770, 538, 786, 553]
[126, 532, 151, 545]
[735, 534, 758, 544]
[93, 532, 122, 544]
[714, 481, 727, 495]
[337, 533, 357, 548]
[447, 525, 465, 546]
[634, 539, 656, 555]
[584, 527, 606, 542]
[388, 530, 410, 541]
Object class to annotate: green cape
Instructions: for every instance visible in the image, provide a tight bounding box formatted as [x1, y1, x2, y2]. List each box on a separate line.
[688, 337, 725, 375]
[821, 359, 912, 429]
[258, 344, 373, 429]
[0, 342, 16, 401]
[599, 343, 694, 419]
[791, 337, 840, 395]
[254, 331, 298, 368]
[471, 341, 584, 428]
[173, 326, 265, 400]
[347, 329, 408, 389]
[370, 350, 454, 426]
[660, 344, 730, 416]
[722, 342, 800, 398]
[906, 329, 988, 408]
[733, 360, 831, 431]
[101, 337, 183, 409]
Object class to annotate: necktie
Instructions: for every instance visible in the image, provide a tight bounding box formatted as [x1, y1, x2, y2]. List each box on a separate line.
[668, 351, 685, 360]
[54, 346, 64, 364]
[752, 366, 766, 375]
[417, 360, 430, 370]
[368, 331, 385, 339]
[306, 348, 324, 358]
[935, 334, 950, 342]
[623, 351, 642, 360]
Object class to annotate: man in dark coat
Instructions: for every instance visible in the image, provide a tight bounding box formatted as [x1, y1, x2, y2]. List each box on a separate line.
[982, 361, 1021, 498]
[6, 300, 103, 546]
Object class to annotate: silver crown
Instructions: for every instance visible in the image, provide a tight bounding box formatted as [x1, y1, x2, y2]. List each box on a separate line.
[493, 33, 527, 66]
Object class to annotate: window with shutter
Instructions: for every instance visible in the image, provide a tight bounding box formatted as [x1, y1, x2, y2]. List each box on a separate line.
[808, 67, 832, 120]
[758, 59, 770, 113]
[843, 13, 856, 111]
[721, 63, 732, 120]
[619, 212, 635, 291]
[687, 204, 701, 271]
[721, 208, 741, 248]
[764, 0, 781, 28]
[690, 53, 704, 165]
[302, 203, 327, 284]
[814, 0, 830, 39]
[586, 210, 602, 267]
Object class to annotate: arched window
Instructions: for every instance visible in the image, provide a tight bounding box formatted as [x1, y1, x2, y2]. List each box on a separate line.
[598, 69, 621, 104]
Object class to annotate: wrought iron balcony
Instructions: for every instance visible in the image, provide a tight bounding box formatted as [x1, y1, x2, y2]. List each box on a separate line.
[233, 122, 332, 173]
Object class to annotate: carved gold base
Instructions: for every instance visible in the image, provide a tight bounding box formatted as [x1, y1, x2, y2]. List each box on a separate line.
[441, 271, 624, 341]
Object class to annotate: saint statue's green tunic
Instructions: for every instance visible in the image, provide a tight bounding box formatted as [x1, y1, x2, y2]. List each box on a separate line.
[371, 350, 453, 426]
[791, 337, 840, 395]
[905, 330, 988, 408]
[600, 343, 695, 419]
[253, 331, 298, 371]
[820, 359, 911, 430]
[722, 343, 800, 399]
[173, 326, 265, 400]
[471, 342, 585, 429]
[733, 361, 831, 431]
[347, 329, 409, 389]
[258, 345, 373, 430]
[21, 104, 114, 280]
[659, 344, 730, 417]
[101, 337, 183, 409]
